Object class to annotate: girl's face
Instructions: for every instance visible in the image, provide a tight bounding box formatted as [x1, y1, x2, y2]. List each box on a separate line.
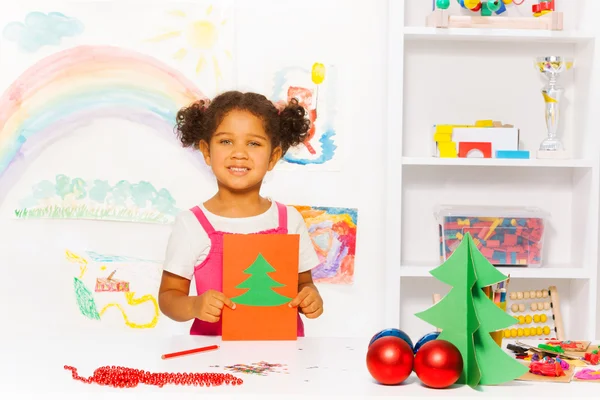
[200, 109, 282, 193]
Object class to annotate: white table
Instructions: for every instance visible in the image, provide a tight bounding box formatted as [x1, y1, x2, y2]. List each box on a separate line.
[1, 335, 598, 399]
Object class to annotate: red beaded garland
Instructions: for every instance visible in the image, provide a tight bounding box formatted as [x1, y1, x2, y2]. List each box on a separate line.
[64, 365, 243, 388]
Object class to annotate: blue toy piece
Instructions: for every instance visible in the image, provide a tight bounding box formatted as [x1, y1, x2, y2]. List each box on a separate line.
[413, 331, 441, 354]
[368, 328, 414, 351]
[496, 0, 507, 14]
[496, 150, 530, 159]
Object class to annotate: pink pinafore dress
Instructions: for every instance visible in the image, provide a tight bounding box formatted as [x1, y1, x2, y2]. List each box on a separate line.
[189, 202, 305, 336]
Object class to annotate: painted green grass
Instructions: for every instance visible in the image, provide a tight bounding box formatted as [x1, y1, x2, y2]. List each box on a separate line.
[14, 204, 174, 224]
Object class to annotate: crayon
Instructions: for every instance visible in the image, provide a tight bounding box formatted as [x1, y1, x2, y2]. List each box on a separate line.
[161, 344, 219, 360]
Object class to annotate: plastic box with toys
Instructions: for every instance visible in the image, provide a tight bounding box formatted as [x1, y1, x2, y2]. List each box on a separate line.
[435, 205, 549, 267]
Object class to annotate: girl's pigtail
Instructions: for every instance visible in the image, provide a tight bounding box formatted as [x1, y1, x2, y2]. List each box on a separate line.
[175, 99, 210, 148]
[278, 98, 311, 154]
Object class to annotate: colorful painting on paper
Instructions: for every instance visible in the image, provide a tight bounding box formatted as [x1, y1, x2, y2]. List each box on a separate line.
[293, 205, 357, 284]
[0, 2, 235, 205]
[222, 234, 299, 341]
[14, 175, 180, 224]
[270, 62, 340, 170]
[65, 249, 163, 329]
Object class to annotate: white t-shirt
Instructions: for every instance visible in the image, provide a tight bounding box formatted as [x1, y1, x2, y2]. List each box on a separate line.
[163, 201, 320, 280]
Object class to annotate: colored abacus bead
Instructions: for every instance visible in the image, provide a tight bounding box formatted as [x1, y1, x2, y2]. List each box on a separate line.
[436, 0, 451, 9]
[464, 0, 481, 10]
[486, 0, 501, 12]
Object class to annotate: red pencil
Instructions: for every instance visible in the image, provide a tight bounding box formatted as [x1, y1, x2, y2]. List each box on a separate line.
[161, 344, 219, 360]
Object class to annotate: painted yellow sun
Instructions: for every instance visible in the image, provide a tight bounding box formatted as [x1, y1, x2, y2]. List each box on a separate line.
[145, 5, 232, 91]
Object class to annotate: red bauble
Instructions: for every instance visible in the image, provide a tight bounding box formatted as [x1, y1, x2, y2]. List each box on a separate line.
[414, 340, 463, 389]
[366, 336, 414, 385]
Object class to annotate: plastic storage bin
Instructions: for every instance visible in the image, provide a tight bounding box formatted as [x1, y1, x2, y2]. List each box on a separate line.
[435, 205, 549, 267]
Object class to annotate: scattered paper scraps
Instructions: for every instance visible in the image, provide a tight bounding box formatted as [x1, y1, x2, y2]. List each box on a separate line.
[221, 361, 289, 376]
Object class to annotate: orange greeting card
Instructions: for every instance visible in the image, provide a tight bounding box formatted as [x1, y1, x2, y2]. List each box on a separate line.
[222, 234, 299, 341]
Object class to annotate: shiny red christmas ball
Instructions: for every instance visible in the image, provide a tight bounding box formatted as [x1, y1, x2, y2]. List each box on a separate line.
[414, 339, 463, 389]
[366, 336, 414, 385]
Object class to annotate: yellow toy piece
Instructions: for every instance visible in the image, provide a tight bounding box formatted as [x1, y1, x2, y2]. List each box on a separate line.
[438, 141, 457, 158]
[434, 132, 452, 142]
[475, 120, 494, 127]
[464, 0, 481, 10]
[435, 125, 454, 134]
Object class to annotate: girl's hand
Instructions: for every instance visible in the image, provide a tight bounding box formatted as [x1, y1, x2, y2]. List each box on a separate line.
[193, 290, 236, 323]
[289, 286, 323, 319]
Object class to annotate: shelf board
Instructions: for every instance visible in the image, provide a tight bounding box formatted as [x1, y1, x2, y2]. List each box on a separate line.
[399, 265, 591, 280]
[401, 157, 596, 168]
[403, 26, 595, 44]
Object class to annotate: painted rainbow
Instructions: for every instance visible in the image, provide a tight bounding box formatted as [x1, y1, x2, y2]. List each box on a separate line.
[0, 45, 206, 199]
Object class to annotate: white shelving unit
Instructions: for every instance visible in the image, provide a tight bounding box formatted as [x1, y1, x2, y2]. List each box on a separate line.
[385, 0, 600, 342]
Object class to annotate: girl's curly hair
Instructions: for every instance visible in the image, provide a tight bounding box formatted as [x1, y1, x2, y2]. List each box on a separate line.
[175, 91, 311, 155]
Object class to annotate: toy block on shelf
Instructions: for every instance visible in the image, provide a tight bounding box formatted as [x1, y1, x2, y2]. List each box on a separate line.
[496, 150, 530, 159]
[434, 132, 452, 142]
[426, 9, 563, 31]
[475, 120, 494, 127]
[459, 142, 492, 158]
[438, 141, 458, 158]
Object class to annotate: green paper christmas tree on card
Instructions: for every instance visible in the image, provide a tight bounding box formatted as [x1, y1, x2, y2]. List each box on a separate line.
[230, 253, 292, 307]
[415, 232, 527, 387]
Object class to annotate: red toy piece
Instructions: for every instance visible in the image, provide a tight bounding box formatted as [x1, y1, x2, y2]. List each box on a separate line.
[413, 340, 463, 389]
[533, 0, 554, 14]
[458, 142, 492, 158]
[366, 336, 414, 385]
[64, 365, 243, 388]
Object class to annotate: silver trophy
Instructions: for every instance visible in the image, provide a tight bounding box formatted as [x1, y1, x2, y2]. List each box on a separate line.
[535, 56, 574, 158]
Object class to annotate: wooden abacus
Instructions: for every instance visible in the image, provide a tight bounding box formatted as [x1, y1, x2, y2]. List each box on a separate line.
[504, 285, 564, 341]
[432, 285, 565, 341]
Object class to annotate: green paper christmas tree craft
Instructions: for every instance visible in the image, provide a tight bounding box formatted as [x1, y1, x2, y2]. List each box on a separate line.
[230, 253, 292, 306]
[415, 232, 528, 388]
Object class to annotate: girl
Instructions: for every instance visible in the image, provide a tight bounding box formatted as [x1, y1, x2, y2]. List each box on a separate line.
[158, 90, 324, 337]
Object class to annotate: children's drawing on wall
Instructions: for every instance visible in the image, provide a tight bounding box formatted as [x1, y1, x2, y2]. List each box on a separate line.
[15, 175, 180, 224]
[0, 43, 210, 207]
[66, 249, 163, 329]
[270, 62, 340, 171]
[293, 205, 357, 284]
[2, 11, 84, 53]
[0, 3, 230, 209]
[141, 1, 235, 98]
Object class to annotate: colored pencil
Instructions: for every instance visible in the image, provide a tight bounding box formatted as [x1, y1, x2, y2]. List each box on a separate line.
[161, 344, 219, 360]
[483, 286, 492, 300]
[500, 288, 506, 303]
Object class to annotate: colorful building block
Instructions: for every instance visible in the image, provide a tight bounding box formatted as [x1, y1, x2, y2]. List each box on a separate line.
[434, 132, 452, 142]
[438, 141, 458, 158]
[435, 125, 455, 134]
[475, 120, 494, 127]
[458, 142, 492, 158]
[496, 150, 530, 159]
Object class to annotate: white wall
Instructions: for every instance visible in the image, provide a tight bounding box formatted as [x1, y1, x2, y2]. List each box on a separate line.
[235, 0, 389, 338]
[0, 0, 389, 339]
